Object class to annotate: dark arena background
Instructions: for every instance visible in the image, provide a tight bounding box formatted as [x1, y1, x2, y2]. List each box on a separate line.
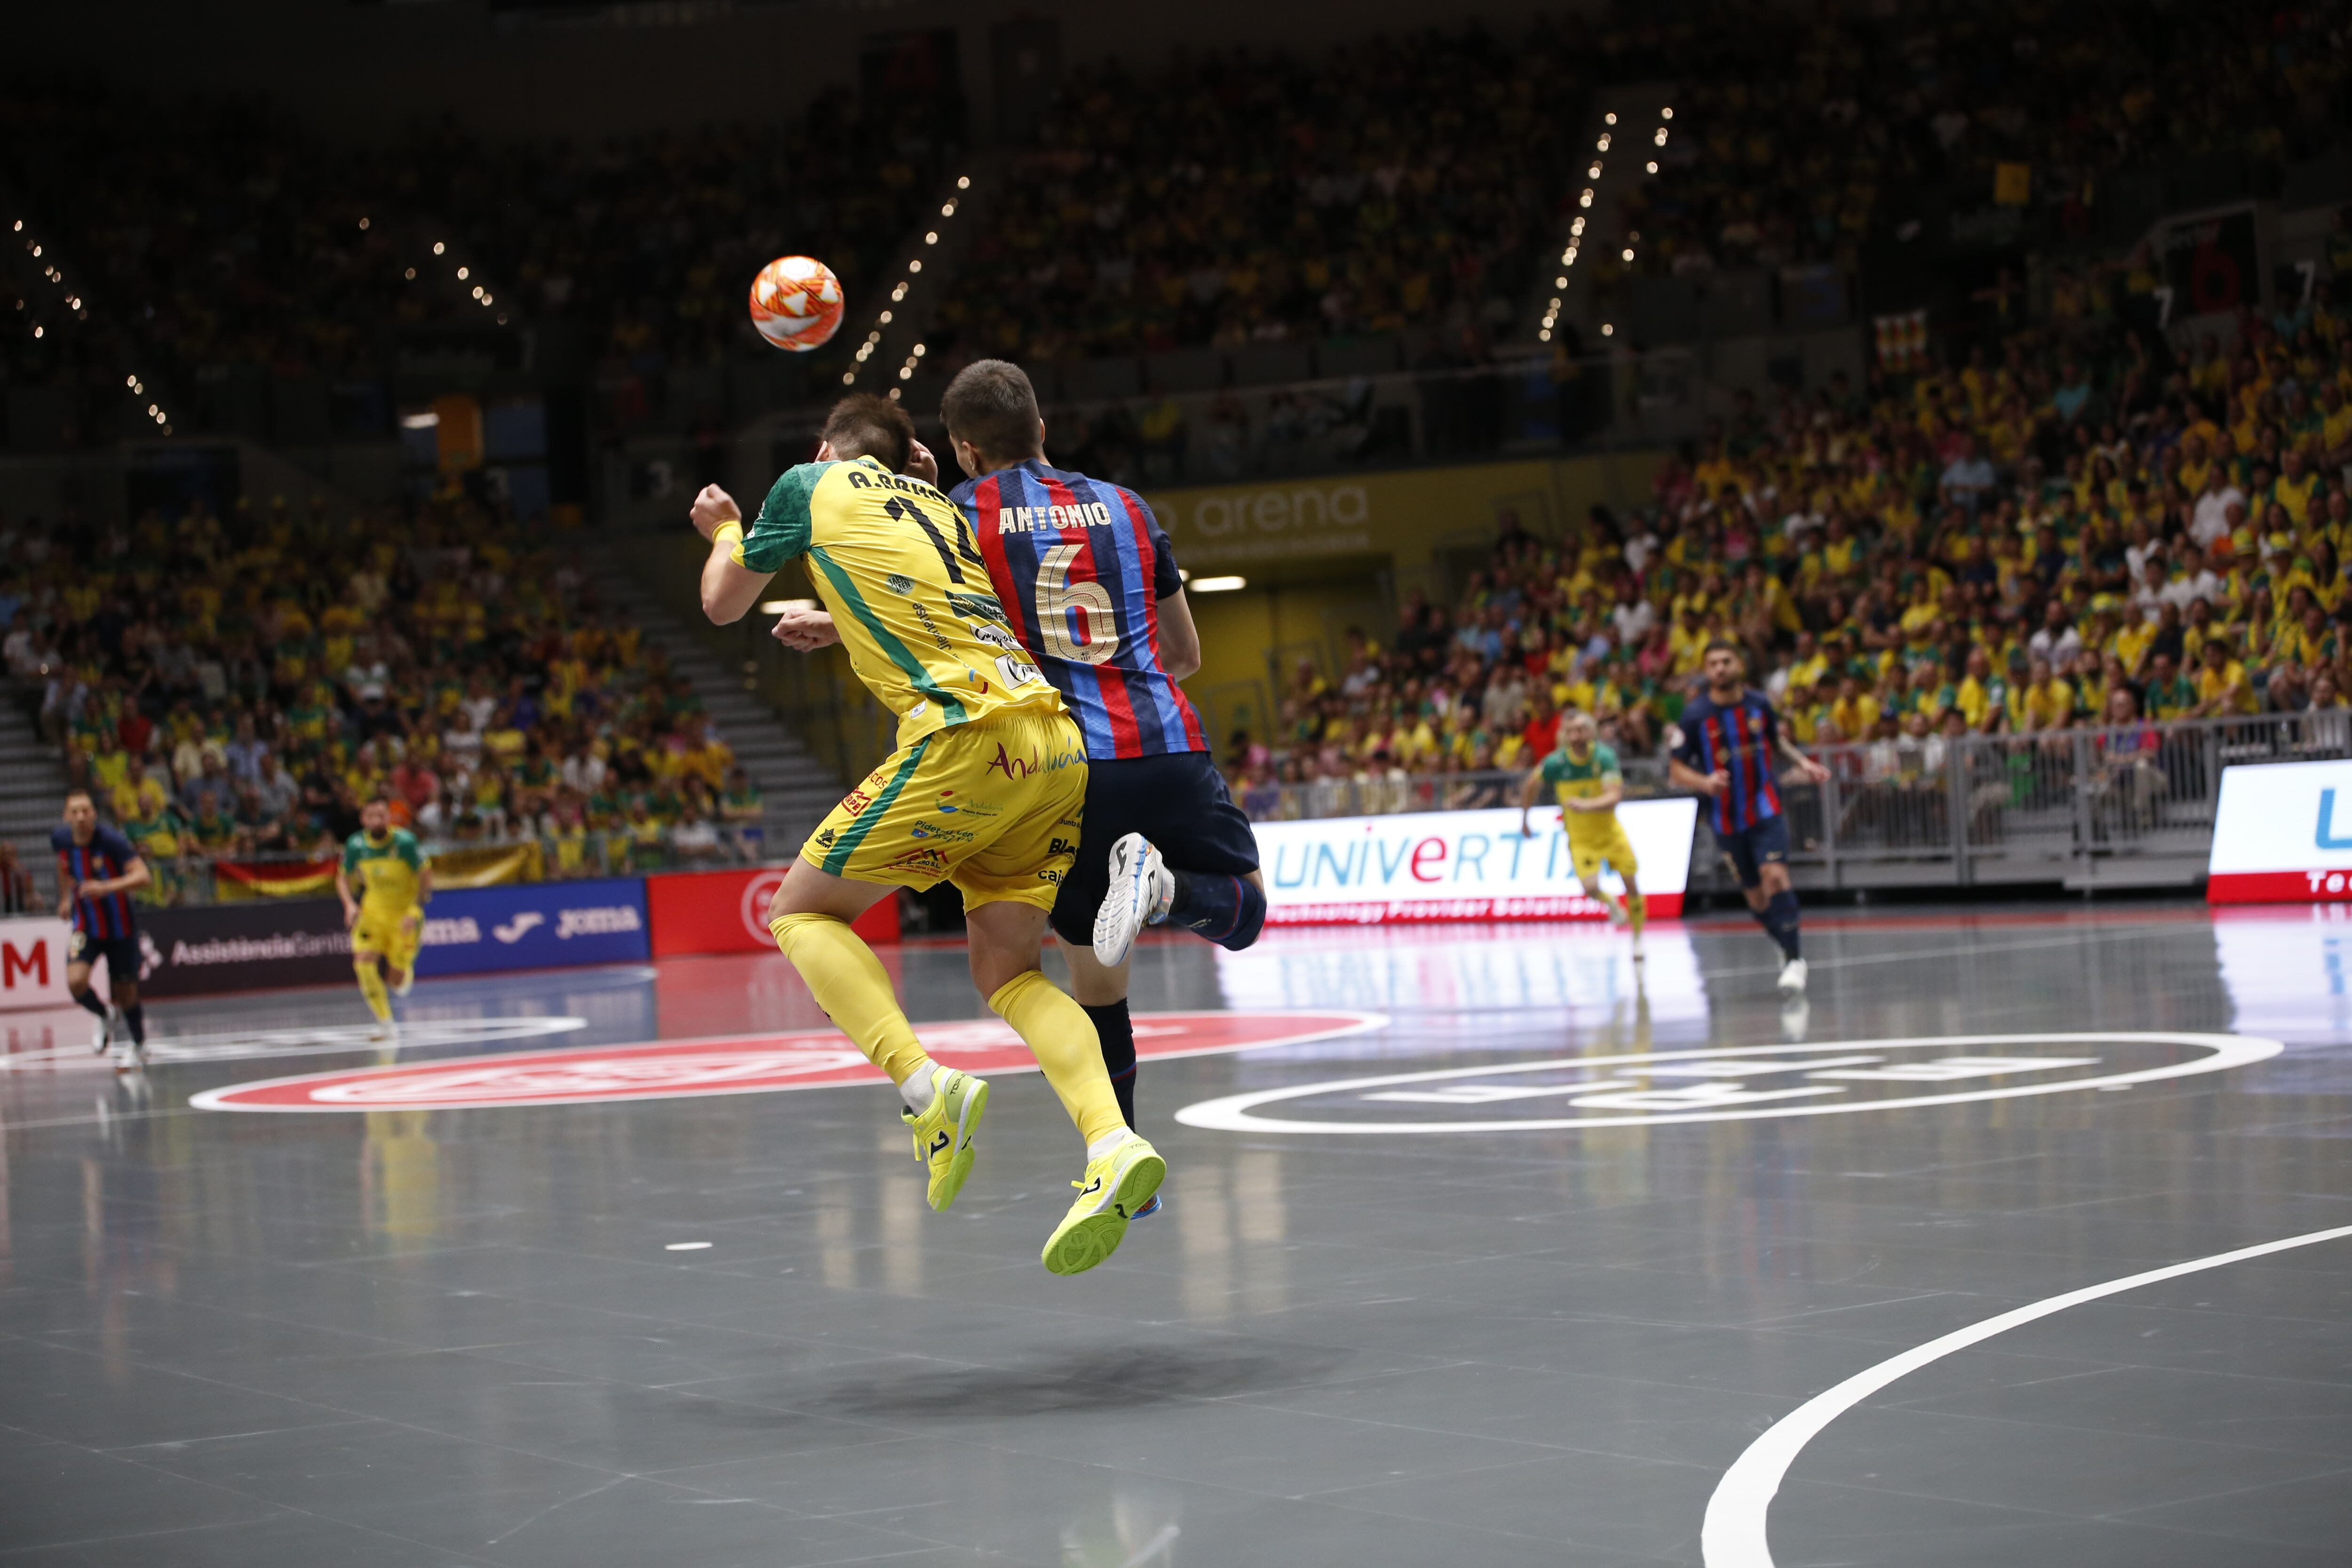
[6, 2, 2352, 1564]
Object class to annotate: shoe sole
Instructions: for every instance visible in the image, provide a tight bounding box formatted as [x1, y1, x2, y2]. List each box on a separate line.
[1091, 836, 1154, 968]
[927, 1077, 989, 1212]
[1042, 1149, 1165, 1276]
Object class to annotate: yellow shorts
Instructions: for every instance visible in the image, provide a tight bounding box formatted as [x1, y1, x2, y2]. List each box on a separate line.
[803, 703, 1088, 912]
[1567, 818, 1638, 889]
[352, 902, 423, 971]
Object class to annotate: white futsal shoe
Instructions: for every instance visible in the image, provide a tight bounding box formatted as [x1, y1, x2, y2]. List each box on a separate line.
[1776, 956, 1808, 997]
[91, 1005, 114, 1055]
[1093, 834, 1173, 968]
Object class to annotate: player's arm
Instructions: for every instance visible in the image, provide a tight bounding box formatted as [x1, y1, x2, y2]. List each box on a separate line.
[54, 852, 72, 920]
[1666, 756, 1729, 797]
[336, 842, 360, 926]
[1776, 718, 1831, 783]
[1582, 772, 1626, 813]
[693, 486, 774, 625]
[1155, 588, 1203, 680]
[1516, 766, 1546, 836]
[771, 605, 841, 652]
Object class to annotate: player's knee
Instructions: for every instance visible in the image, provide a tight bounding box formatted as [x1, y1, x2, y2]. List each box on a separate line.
[112, 982, 138, 1006]
[1221, 879, 1268, 951]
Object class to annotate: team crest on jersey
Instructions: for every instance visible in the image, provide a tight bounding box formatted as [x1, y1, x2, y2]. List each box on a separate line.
[886, 573, 914, 596]
[814, 828, 839, 849]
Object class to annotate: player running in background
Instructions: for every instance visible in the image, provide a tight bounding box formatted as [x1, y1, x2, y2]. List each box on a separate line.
[772, 360, 1267, 1162]
[1668, 640, 1830, 996]
[337, 797, 430, 1041]
[53, 789, 151, 1070]
[1518, 709, 1645, 960]
[694, 393, 1160, 1278]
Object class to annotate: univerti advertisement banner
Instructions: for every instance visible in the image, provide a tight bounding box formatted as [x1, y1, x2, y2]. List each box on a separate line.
[2207, 760, 2352, 903]
[1253, 798, 1699, 925]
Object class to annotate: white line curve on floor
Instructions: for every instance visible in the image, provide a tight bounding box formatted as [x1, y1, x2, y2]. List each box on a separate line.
[1700, 1223, 2352, 1568]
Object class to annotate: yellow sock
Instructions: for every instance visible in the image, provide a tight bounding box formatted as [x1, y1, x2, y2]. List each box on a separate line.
[770, 913, 931, 1087]
[988, 969, 1125, 1148]
[1626, 891, 1647, 935]
[354, 959, 391, 1024]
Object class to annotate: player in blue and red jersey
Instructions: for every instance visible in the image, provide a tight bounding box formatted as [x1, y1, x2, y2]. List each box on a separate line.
[777, 360, 1265, 1150]
[1669, 641, 1829, 996]
[52, 789, 152, 1067]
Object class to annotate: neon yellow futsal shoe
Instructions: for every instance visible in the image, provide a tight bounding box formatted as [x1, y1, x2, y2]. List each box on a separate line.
[1041, 1134, 1165, 1276]
[901, 1067, 989, 1212]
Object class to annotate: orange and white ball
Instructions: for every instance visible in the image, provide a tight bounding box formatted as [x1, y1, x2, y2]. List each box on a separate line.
[748, 255, 845, 352]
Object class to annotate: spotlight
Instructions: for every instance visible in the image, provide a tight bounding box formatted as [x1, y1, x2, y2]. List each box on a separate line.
[956, 175, 970, 188]
[433, 241, 445, 255]
[1605, 112, 1618, 125]
[1601, 323, 1614, 336]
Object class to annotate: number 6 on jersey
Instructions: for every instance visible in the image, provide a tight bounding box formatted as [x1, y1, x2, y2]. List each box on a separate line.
[1035, 542, 1119, 666]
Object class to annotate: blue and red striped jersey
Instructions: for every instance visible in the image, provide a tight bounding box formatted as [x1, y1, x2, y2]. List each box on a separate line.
[952, 459, 1208, 761]
[52, 823, 140, 939]
[1673, 689, 1786, 834]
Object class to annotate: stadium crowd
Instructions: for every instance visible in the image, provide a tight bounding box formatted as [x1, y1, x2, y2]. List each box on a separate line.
[0, 496, 763, 901]
[1608, 0, 2351, 286]
[928, 24, 1587, 367]
[1240, 294, 2352, 816]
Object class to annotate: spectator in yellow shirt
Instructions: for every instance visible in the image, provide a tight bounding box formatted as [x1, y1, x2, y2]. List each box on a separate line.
[111, 756, 171, 826]
[2191, 638, 2257, 716]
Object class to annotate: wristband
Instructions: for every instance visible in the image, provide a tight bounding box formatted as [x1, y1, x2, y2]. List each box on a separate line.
[713, 520, 743, 550]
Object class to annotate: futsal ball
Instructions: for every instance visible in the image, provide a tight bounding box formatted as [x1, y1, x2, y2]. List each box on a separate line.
[748, 255, 845, 352]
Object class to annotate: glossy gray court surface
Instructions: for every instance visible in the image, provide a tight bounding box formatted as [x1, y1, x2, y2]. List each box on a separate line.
[3, 905, 2350, 1567]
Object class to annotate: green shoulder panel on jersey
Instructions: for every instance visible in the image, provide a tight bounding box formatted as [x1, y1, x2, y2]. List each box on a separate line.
[392, 828, 424, 869]
[805, 545, 969, 726]
[1538, 753, 1568, 785]
[1593, 742, 1623, 780]
[341, 832, 366, 874]
[736, 462, 834, 573]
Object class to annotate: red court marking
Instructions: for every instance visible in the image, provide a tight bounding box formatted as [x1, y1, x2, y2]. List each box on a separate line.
[189, 1011, 1386, 1113]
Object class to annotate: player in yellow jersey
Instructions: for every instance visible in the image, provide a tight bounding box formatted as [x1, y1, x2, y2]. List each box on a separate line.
[336, 797, 430, 1041]
[690, 394, 1160, 1277]
[1518, 711, 1646, 959]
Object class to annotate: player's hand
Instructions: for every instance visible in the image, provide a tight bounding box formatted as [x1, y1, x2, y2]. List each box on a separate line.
[690, 485, 742, 541]
[341, 901, 358, 930]
[1796, 756, 1830, 784]
[904, 440, 939, 487]
[771, 607, 841, 651]
[1701, 768, 1731, 798]
[1519, 814, 1534, 839]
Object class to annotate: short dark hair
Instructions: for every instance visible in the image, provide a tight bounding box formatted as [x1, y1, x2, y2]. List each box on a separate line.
[1703, 638, 1744, 660]
[940, 359, 1044, 465]
[821, 394, 916, 474]
[64, 788, 93, 806]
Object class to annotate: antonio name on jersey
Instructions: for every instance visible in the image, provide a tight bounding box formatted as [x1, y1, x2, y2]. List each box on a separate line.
[995, 501, 1117, 534]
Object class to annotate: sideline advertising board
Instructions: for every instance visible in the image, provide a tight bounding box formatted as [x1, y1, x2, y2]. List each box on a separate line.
[415, 877, 651, 978]
[2208, 760, 2352, 904]
[139, 901, 352, 998]
[645, 864, 898, 958]
[1253, 797, 1698, 926]
[0, 917, 94, 1011]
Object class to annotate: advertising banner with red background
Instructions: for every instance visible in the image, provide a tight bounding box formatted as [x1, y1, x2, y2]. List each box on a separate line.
[647, 865, 899, 957]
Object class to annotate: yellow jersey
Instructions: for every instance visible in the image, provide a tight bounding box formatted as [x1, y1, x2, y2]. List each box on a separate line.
[342, 828, 425, 913]
[736, 456, 1063, 748]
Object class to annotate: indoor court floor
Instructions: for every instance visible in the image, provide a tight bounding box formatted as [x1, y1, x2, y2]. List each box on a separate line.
[2, 903, 2350, 1567]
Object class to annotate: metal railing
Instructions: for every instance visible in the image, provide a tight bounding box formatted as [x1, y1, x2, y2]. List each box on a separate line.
[1243, 713, 2347, 894]
[1708, 712, 2344, 894]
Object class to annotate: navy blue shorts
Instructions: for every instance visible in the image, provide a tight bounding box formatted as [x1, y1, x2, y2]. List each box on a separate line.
[67, 930, 141, 984]
[1713, 813, 1791, 890]
[1051, 750, 1260, 947]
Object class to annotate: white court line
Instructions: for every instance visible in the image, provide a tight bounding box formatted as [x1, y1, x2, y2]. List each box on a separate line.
[1700, 1223, 2352, 1568]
